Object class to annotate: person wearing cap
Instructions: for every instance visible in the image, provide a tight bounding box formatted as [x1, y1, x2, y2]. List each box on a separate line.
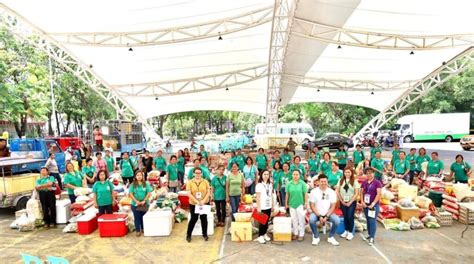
[36, 167, 57, 228]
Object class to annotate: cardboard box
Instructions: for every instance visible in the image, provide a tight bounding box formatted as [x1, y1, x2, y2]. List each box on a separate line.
[273, 233, 292, 242]
[143, 210, 174, 237]
[231, 222, 252, 242]
[56, 199, 71, 224]
[396, 205, 420, 222]
[273, 217, 292, 242]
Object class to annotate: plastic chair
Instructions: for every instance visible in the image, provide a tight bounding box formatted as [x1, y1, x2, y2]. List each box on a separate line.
[46, 256, 70, 264]
[20, 253, 43, 264]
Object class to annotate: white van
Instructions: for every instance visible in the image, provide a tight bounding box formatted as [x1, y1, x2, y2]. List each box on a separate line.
[254, 123, 315, 145]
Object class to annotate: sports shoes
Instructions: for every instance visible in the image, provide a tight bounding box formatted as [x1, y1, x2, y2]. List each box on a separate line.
[340, 231, 348, 238]
[327, 237, 340, 246]
[256, 236, 266, 244]
[297, 236, 304, 242]
[264, 234, 271, 242]
[346, 232, 354, 241]
[368, 238, 374, 246]
[312, 237, 320, 246]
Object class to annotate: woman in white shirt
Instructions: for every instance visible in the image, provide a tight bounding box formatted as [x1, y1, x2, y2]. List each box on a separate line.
[255, 169, 274, 244]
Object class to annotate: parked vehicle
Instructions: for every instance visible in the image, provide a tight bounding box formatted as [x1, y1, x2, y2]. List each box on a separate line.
[302, 133, 354, 150]
[9, 138, 66, 174]
[460, 135, 474, 151]
[48, 133, 83, 151]
[254, 123, 315, 146]
[392, 113, 470, 143]
[92, 120, 147, 153]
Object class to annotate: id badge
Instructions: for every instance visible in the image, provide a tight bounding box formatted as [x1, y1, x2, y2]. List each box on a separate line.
[196, 192, 202, 199]
[368, 209, 376, 218]
[343, 195, 350, 202]
[364, 194, 371, 204]
[264, 197, 271, 208]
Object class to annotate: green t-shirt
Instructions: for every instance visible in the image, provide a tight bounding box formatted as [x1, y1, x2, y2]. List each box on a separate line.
[286, 180, 308, 209]
[228, 172, 243, 196]
[211, 175, 227, 201]
[416, 155, 431, 171]
[370, 147, 382, 160]
[281, 154, 292, 164]
[337, 178, 361, 200]
[187, 167, 211, 181]
[63, 172, 84, 195]
[406, 154, 418, 171]
[166, 163, 178, 181]
[153, 156, 167, 171]
[450, 162, 471, 182]
[353, 150, 365, 166]
[371, 158, 385, 179]
[177, 156, 185, 173]
[93, 181, 114, 206]
[394, 159, 410, 174]
[427, 160, 444, 175]
[327, 169, 343, 187]
[290, 163, 306, 176]
[129, 182, 152, 206]
[200, 150, 209, 159]
[105, 156, 115, 172]
[308, 157, 320, 173]
[256, 154, 268, 170]
[320, 160, 331, 174]
[36, 176, 55, 192]
[271, 157, 282, 168]
[82, 166, 96, 178]
[272, 170, 283, 190]
[335, 150, 348, 165]
[120, 159, 134, 178]
[233, 154, 246, 171]
[391, 149, 401, 164]
[130, 156, 139, 168]
[280, 171, 292, 189]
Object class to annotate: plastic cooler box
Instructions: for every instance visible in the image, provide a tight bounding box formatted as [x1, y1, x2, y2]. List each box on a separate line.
[273, 217, 292, 242]
[77, 213, 98, 235]
[56, 199, 71, 224]
[187, 213, 214, 236]
[98, 214, 128, 237]
[143, 211, 174, 237]
[178, 191, 189, 209]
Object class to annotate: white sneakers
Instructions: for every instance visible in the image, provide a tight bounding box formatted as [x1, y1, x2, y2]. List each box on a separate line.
[340, 231, 348, 238]
[327, 237, 340, 246]
[264, 234, 271, 242]
[346, 232, 354, 241]
[256, 236, 266, 244]
[368, 238, 374, 246]
[312, 237, 320, 245]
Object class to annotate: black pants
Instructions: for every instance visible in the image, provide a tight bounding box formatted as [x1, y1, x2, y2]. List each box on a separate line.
[39, 191, 56, 225]
[98, 204, 113, 215]
[50, 172, 62, 189]
[178, 171, 185, 185]
[258, 209, 271, 236]
[215, 200, 226, 223]
[187, 204, 208, 237]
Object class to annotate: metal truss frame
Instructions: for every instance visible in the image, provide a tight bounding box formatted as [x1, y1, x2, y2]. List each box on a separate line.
[265, 0, 298, 132]
[112, 64, 268, 97]
[355, 46, 474, 139]
[0, 4, 150, 127]
[282, 74, 418, 91]
[293, 18, 474, 50]
[49, 6, 274, 47]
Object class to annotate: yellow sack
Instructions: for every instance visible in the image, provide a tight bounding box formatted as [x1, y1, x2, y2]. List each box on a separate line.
[231, 222, 252, 242]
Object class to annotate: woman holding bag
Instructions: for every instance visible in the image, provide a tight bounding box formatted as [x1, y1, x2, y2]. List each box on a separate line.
[255, 169, 274, 244]
[129, 171, 152, 237]
[93, 170, 115, 215]
[243, 157, 258, 195]
[35, 167, 57, 228]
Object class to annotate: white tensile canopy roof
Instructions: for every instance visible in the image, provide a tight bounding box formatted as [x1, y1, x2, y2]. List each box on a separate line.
[1, 0, 473, 121]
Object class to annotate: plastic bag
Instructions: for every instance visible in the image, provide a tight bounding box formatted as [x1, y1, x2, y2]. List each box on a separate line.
[421, 215, 437, 224]
[175, 212, 186, 223]
[26, 197, 42, 220]
[74, 187, 92, 196]
[17, 214, 35, 232]
[10, 219, 19, 229]
[409, 217, 424, 230]
[166, 192, 178, 199]
[62, 223, 78, 233]
[391, 221, 410, 231]
[382, 188, 395, 200]
[425, 222, 440, 229]
[391, 178, 408, 189]
[398, 198, 415, 208]
[76, 195, 91, 203]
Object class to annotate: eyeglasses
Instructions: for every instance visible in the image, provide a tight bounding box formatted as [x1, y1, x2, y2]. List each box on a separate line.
[322, 193, 327, 200]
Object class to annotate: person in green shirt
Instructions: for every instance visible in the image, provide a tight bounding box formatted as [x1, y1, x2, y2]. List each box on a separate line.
[450, 154, 472, 183]
[327, 161, 343, 187]
[279, 162, 292, 206]
[211, 165, 227, 226]
[335, 144, 348, 170]
[234, 149, 246, 171]
[281, 148, 292, 164]
[63, 162, 85, 203]
[394, 151, 410, 182]
[153, 150, 167, 175]
[391, 144, 401, 165]
[353, 144, 365, 168]
[120, 152, 135, 185]
[285, 170, 308, 241]
[272, 160, 283, 193]
[166, 155, 179, 193]
[308, 151, 320, 177]
[370, 151, 385, 181]
[226, 162, 245, 221]
[256, 148, 268, 174]
[82, 158, 97, 187]
[129, 171, 152, 236]
[199, 144, 209, 164]
[416, 147, 431, 173]
[188, 158, 211, 181]
[177, 150, 186, 185]
[290, 156, 307, 181]
[270, 149, 282, 168]
[130, 149, 139, 172]
[370, 142, 382, 161]
[320, 152, 332, 175]
[35, 167, 57, 228]
[406, 148, 418, 184]
[427, 152, 444, 176]
[199, 157, 212, 181]
[104, 149, 115, 174]
[93, 170, 115, 215]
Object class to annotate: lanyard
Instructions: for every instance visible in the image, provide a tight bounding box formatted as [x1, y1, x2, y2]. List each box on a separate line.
[194, 180, 203, 190]
[366, 180, 376, 193]
[263, 183, 271, 197]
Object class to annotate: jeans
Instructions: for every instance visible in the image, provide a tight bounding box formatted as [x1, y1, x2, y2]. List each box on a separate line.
[280, 188, 286, 206]
[39, 191, 56, 225]
[246, 182, 255, 195]
[98, 204, 113, 215]
[215, 200, 226, 223]
[131, 205, 146, 232]
[169, 187, 177, 193]
[364, 203, 380, 239]
[229, 195, 241, 221]
[340, 201, 356, 233]
[258, 209, 271, 236]
[309, 213, 340, 238]
[408, 170, 416, 184]
[187, 204, 208, 237]
[68, 194, 76, 204]
[50, 172, 62, 189]
[290, 206, 306, 237]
